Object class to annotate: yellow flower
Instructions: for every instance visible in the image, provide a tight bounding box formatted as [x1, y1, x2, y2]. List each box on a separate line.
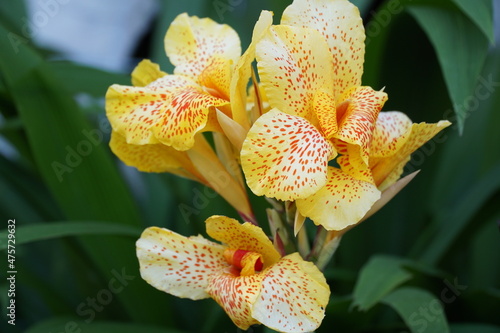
[241, 0, 450, 230]
[136, 216, 330, 332]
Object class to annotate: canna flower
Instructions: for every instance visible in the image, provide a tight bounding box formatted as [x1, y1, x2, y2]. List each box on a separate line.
[136, 215, 330, 332]
[241, 0, 450, 230]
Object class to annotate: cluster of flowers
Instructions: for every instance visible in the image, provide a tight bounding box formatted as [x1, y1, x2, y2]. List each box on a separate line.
[105, 0, 450, 331]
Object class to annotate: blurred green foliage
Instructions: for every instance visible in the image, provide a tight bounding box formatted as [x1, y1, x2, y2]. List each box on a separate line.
[1, 0, 499, 332]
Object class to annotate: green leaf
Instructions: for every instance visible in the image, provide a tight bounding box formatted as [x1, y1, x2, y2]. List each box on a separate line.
[451, 0, 494, 44]
[352, 255, 413, 311]
[408, 5, 489, 133]
[0, 221, 142, 250]
[382, 287, 450, 333]
[450, 324, 500, 333]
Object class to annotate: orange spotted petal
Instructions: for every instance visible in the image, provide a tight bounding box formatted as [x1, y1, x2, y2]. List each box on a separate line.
[314, 88, 338, 138]
[131, 59, 167, 87]
[296, 166, 381, 230]
[205, 216, 281, 268]
[370, 111, 413, 158]
[256, 25, 334, 121]
[199, 55, 232, 101]
[136, 226, 227, 300]
[109, 131, 206, 182]
[165, 13, 241, 79]
[281, 0, 365, 99]
[206, 270, 264, 330]
[334, 86, 388, 165]
[252, 253, 330, 332]
[241, 109, 336, 201]
[371, 120, 451, 190]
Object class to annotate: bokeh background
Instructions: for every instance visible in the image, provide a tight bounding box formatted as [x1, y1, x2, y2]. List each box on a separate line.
[1, 0, 499, 332]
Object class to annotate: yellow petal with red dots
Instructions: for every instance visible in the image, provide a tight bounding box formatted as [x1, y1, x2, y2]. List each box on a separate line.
[296, 167, 380, 230]
[282, 0, 365, 100]
[205, 216, 281, 268]
[136, 226, 227, 300]
[370, 111, 413, 158]
[241, 109, 336, 201]
[165, 13, 241, 79]
[334, 86, 388, 165]
[109, 131, 206, 182]
[199, 55, 232, 101]
[131, 59, 167, 87]
[371, 120, 451, 190]
[314, 88, 338, 139]
[252, 253, 330, 332]
[256, 25, 334, 121]
[206, 270, 264, 330]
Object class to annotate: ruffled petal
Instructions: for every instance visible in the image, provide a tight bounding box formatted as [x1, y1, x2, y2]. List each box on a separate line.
[371, 120, 451, 190]
[241, 109, 335, 201]
[370, 111, 413, 158]
[252, 253, 330, 332]
[314, 88, 338, 139]
[296, 167, 380, 230]
[205, 216, 281, 268]
[109, 131, 205, 182]
[206, 271, 264, 330]
[199, 56, 232, 100]
[256, 25, 334, 121]
[230, 10, 273, 128]
[136, 226, 227, 300]
[131, 59, 167, 87]
[165, 13, 241, 79]
[334, 86, 388, 164]
[282, 0, 365, 99]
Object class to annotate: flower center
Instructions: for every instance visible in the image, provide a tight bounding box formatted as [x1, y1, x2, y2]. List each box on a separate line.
[336, 99, 352, 125]
[223, 248, 264, 276]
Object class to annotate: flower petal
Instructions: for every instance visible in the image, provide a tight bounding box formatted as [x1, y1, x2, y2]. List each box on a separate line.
[165, 13, 241, 78]
[109, 131, 205, 182]
[371, 120, 451, 190]
[241, 109, 335, 201]
[370, 111, 413, 158]
[335, 86, 388, 164]
[282, 0, 365, 98]
[205, 216, 281, 268]
[256, 25, 334, 121]
[314, 88, 338, 138]
[296, 167, 380, 230]
[206, 271, 264, 330]
[131, 59, 167, 87]
[252, 253, 330, 332]
[136, 226, 227, 300]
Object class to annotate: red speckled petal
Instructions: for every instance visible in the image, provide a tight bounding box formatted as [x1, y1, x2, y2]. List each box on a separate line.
[241, 109, 335, 201]
[136, 226, 227, 300]
[199, 55, 232, 100]
[282, 0, 365, 99]
[205, 216, 281, 268]
[370, 111, 413, 158]
[109, 131, 206, 182]
[314, 88, 338, 138]
[256, 25, 334, 121]
[206, 271, 264, 330]
[335, 86, 388, 165]
[165, 13, 241, 79]
[371, 120, 451, 190]
[151, 85, 229, 151]
[296, 167, 380, 230]
[131, 59, 167, 87]
[252, 253, 330, 332]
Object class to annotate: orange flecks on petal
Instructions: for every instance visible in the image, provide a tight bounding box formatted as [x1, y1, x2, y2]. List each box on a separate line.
[199, 55, 232, 101]
[131, 59, 167, 87]
[370, 111, 413, 158]
[241, 109, 336, 201]
[206, 270, 264, 330]
[371, 120, 451, 190]
[256, 25, 334, 121]
[252, 253, 330, 332]
[296, 166, 380, 231]
[314, 88, 338, 138]
[335, 86, 388, 165]
[281, 0, 365, 99]
[109, 131, 206, 182]
[151, 85, 229, 151]
[136, 226, 227, 300]
[206, 216, 281, 268]
[165, 13, 241, 79]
